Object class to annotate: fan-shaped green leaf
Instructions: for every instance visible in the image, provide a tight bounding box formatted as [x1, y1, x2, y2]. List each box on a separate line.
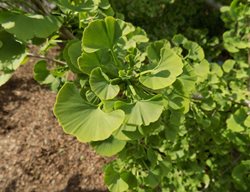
[183, 41, 204, 61]
[172, 34, 204, 61]
[146, 40, 170, 63]
[115, 95, 164, 126]
[91, 136, 126, 157]
[227, 108, 248, 132]
[78, 49, 112, 75]
[139, 45, 183, 90]
[89, 67, 120, 100]
[33, 60, 51, 83]
[222, 59, 235, 73]
[193, 59, 210, 82]
[54, 83, 125, 142]
[78, 52, 101, 74]
[82, 16, 122, 53]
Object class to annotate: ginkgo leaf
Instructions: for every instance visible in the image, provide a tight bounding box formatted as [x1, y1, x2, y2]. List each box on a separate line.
[82, 16, 122, 53]
[227, 108, 248, 132]
[0, 30, 26, 86]
[113, 123, 138, 141]
[0, 11, 62, 41]
[139, 45, 183, 90]
[54, 83, 125, 142]
[222, 59, 235, 73]
[91, 136, 126, 157]
[146, 40, 170, 63]
[89, 67, 120, 100]
[78, 49, 113, 75]
[115, 95, 164, 126]
[193, 59, 210, 82]
[63, 40, 82, 73]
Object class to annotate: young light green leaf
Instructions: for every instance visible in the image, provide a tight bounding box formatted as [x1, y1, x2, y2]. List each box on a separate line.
[139, 45, 183, 90]
[89, 67, 120, 100]
[222, 59, 235, 73]
[183, 40, 205, 61]
[193, 59, 210, 82]
[54, 83, 125, 142]
[146, 40, 170, 64]
[226, 108, 248, 132]
[115, 95, 164, 126]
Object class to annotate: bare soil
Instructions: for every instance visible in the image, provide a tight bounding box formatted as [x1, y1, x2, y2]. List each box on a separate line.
[0, 57, 109, 192]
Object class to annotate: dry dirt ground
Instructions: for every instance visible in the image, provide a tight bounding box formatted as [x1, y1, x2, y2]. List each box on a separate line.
[0, 57, 109, 192]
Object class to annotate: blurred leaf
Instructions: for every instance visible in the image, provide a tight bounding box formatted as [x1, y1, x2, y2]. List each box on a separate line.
[0, 11, 62, 41]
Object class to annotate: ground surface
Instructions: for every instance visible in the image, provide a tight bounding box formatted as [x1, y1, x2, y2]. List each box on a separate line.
[0, 56, 109, 192]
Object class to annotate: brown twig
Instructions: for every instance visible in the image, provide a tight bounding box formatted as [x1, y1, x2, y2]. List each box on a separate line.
[27, 53, 66, 65]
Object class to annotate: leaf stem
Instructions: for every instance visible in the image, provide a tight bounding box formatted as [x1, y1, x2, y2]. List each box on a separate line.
[110, 48, 121, 67]
[139, 69, 153, 76]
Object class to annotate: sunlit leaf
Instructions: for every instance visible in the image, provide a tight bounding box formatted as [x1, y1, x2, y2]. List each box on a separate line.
[54, 83, 125, 142]
[91, 136, 126, 157]
[227, 108, 248, 132]
[115, 95, 164, 126]
[89, 67, 120, 100]
[139, 45, 183, 90]
[82, 16, 122, 52]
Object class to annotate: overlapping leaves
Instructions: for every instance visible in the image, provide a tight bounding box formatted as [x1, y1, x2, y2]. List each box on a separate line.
[139, 44, 183, 90]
